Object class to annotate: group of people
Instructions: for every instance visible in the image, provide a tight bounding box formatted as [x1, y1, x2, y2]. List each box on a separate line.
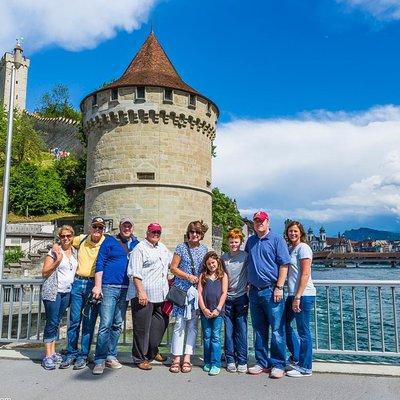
[41, 210, 316, 379]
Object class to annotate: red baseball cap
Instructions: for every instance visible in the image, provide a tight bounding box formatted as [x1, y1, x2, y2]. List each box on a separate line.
[253, 210, 269, 222]
[147, 223, 162, 232]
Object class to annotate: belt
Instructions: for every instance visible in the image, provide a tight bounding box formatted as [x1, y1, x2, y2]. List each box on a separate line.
[251, 284, 273, 291]
[75, 275, 94, 281]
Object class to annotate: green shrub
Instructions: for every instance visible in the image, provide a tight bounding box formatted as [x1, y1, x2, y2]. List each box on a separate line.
[5, 248, 24, 266]
[9, 163, 69, 215]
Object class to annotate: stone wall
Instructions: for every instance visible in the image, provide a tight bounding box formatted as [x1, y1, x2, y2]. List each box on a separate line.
[83, 86, 217, 249]
[31, 114, 85, 158]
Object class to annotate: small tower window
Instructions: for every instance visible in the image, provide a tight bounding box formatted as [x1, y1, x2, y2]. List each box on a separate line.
[206, 102, 212, 116]
[164, 88, 173, 103]
[137, 172, 155, 180]
[111, 88, 118, 101]
[92, 93, 98, 107]
[189, 94, 196, 108]
[136, 86, 145, 101]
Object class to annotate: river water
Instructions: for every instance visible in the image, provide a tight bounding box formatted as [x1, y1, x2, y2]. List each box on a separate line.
[311, 264, 400, 363]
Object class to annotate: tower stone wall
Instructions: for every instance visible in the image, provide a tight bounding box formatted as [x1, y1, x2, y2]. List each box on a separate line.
[0, 50, 30, 110]
[82, 86, 217, 248]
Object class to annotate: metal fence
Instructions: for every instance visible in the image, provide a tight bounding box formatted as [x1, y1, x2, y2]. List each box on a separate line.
[1, 278, 399, 361]
[312, 280, 399, 359]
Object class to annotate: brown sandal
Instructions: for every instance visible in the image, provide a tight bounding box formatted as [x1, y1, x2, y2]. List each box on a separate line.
[169, 362, 180, 373]
[181, 362, 192, 373]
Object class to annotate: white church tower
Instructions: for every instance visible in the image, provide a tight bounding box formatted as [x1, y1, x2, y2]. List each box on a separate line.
[0, 42, 30, 110]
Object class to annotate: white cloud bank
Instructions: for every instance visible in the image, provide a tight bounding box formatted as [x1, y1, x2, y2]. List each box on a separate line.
[213, 105, 400, 224]
[0, 0, 159, 54]
[338, 0, 400, 20]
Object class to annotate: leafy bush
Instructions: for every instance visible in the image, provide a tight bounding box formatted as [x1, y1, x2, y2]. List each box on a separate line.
[0, 106, 45, 167]
[9, 163, 69, 215]
[54, 154, 86, 213]
[5, 248, 24, 266]
[35, 84, 81, 121]
[212, 187, 243, 252]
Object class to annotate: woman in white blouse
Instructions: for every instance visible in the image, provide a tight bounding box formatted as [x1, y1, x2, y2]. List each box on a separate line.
[41, 225, 78, 370]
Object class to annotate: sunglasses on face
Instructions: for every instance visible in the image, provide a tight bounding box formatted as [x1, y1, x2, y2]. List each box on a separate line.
[150, 231, 162, 235]
[59, 234, 72, 239]
[189, 230, 202, 235]
[92, 225, 104, 231]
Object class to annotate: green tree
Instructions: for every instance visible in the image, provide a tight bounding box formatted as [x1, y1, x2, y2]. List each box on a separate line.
[0, 106, 45, 167]
[212, 187, 243, 252]
[9, 163, 69, 215]
[36, 84, 81, 121]
[54, 154, 86, 212]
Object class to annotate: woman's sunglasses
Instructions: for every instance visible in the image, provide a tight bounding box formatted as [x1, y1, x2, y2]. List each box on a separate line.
[59, 234, 72, 239]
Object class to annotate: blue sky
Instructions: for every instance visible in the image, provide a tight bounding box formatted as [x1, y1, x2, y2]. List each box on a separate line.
[1, 0, 400, 235]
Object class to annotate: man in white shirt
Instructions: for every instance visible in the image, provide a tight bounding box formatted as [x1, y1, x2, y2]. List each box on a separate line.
[127, 223, 172, 370]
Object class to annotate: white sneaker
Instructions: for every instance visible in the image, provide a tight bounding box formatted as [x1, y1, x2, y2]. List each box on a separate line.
[237, 364, 248, 373]
[269, 367, 285, 379]
[92, 363, 105, 375]
[248, 364, 269, 375]
[286, 369, 312, 378]
[226, 363, 237, 373]
[106, 359, 122, 369]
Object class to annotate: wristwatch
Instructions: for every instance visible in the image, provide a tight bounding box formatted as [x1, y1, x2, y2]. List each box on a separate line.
[275, 285, 283, 290]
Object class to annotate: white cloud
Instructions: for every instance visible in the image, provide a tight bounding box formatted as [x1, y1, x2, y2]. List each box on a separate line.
[338, 0, 400, 20]
[0, 0, 159, 54]
[213, 105, 400, 224]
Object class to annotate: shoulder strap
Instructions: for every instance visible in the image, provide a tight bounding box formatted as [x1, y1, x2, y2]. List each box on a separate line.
[185, 242, 196, 275]
[115, 234, 129, 254]
[79, 234, 89, 248]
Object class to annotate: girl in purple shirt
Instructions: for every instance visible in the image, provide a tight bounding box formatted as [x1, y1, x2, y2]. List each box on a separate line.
[198, 251, 228, 376]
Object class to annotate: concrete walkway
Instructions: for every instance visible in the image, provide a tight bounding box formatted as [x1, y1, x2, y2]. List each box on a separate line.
[0, 349, 399, 400]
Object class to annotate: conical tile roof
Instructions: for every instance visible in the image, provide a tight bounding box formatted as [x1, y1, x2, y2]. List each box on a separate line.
[81, 32, 218, 114]
[103, 32, 199, 95]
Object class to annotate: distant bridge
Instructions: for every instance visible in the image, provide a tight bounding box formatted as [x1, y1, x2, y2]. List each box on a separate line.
[313, 251, 400, 267]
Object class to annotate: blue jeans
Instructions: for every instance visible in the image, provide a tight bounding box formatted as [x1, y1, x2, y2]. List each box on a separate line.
[65, 278, 99, 360]
[94, 285, 128, 364]
[43, 292, 70, 343]
[249, 286, 286, 370]
[285, 296, 315, 373]
[224, 293, 248, 365]
[201, 315, 223, 368]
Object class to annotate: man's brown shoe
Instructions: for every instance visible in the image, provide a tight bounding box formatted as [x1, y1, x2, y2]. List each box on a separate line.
[153, 353, 167, 363]
[137, 361, 152, 370]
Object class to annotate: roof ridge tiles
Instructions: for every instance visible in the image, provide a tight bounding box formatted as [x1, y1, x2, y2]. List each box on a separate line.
[103, 32, 199, 95]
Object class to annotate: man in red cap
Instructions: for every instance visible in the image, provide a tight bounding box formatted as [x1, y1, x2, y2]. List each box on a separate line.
[245, 210, 291, 379]
[126, 223, 172, 370]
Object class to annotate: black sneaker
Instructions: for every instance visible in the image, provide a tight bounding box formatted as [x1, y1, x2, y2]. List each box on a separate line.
[73, 358, 87, 370]
[59, 357, 75, 369]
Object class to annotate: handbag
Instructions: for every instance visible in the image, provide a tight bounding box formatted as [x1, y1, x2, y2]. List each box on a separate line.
[166, 285, 187, 307]
[166, 243, 197, 307]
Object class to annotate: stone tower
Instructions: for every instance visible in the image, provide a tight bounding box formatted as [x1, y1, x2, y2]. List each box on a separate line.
[0, 43, 30, 110]
[81, 32, 219, 248]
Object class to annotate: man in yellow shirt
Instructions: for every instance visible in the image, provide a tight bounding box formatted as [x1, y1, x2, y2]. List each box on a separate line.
[59, 217, 106, 370]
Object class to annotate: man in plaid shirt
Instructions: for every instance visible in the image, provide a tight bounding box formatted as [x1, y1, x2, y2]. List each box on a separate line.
[127, 223, 172, 370]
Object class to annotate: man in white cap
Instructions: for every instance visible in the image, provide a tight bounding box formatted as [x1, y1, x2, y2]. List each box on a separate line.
[92, 217, 139, 374]
[127, 223, 172, 370]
